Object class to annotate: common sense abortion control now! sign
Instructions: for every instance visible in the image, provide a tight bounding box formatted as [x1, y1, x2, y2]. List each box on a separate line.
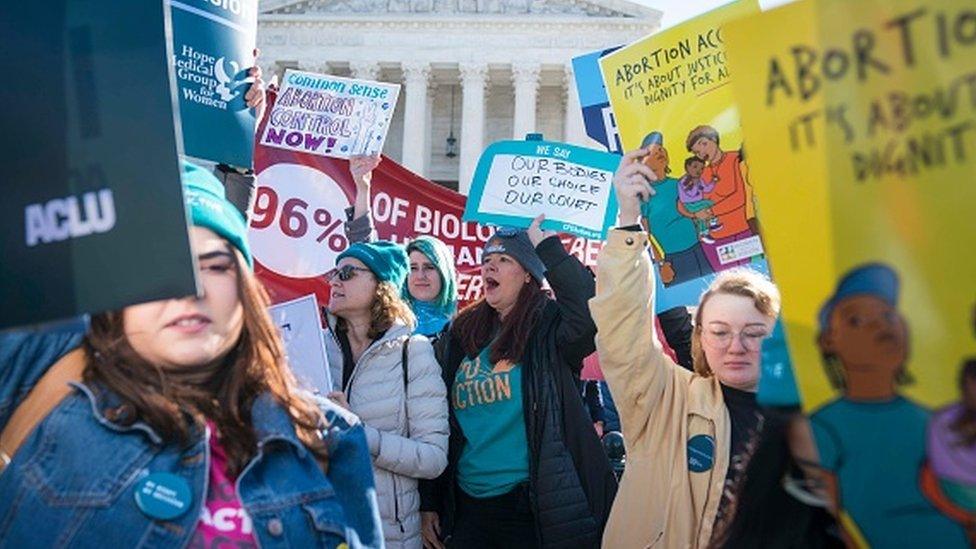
[259, 69, 401, 160]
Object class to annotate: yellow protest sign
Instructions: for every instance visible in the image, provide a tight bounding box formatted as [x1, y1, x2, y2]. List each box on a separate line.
[599, 0, 757, 153]
[726, 1, 976, 546]
[599, 0, 810, 406]
[597, 0, 775, 322]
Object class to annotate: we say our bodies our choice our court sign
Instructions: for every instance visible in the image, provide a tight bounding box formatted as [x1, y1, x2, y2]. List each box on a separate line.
[464, 136, 620, 240]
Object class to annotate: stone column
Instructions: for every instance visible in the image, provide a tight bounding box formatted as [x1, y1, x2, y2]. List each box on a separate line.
[349, 61, 380, 81]
[400, 61, 431, 176]
[458, 62, 488, 195]
[511, 62, 540, 140]
[563, 65, 587, 145]
[424, 82, 438, 176]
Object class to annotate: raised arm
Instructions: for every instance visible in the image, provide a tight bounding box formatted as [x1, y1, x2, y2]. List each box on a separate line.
[527, 216, 597, 366]
[344, 155, 381, 243]
[589, 149, 684, 446]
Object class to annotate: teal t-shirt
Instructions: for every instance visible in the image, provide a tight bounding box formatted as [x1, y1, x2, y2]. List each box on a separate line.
[810, 396, 968, 548]
[453, 345, 529, 498]
[640, 176, 700, 254]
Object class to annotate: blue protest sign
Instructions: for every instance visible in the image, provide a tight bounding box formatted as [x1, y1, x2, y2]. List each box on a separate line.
[463, 136, 620, 240]
[571, 46, 623, 155]
[170, 0, 257, 168]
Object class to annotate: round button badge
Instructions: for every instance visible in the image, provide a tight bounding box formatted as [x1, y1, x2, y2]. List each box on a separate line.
[133, 472, 193, 521]
[687, 434, 715, 473]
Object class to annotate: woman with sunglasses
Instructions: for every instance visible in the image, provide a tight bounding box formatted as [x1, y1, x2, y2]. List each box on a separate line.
[591, 148, 783, 548]
[324, 241, 449, 549]
[0, 162, 382, 547]
[344, 156, 458, 341]
[419, 217, 617, 549]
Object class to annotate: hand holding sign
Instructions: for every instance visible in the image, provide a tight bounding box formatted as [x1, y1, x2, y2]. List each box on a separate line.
[527, 215, 556, 247]
[612, 148, 656, 226]
[245, 58, 265, 110]
[464, 137, 621, 240]
[350, 155, 381, 190]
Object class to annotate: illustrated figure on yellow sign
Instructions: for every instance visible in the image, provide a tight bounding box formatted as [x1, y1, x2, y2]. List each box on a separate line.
[921, 305, 976, 544]
[637, 131, 713, 287]
[676, 156, 722, 244]
[685, 126, 761, 271]
[810, 263, 969, 548]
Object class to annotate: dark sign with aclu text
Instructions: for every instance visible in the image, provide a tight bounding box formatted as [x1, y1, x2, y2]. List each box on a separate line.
[0, 0, 196, 330]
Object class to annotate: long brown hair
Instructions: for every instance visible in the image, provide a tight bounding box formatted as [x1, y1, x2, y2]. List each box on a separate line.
[452, 279, 547, 363]
[84, 247, 327, 476]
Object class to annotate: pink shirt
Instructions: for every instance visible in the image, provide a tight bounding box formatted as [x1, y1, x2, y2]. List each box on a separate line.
[189, 423, 258, 548]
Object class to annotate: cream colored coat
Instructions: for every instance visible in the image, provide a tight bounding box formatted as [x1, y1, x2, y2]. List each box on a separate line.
[590, 229, 732, 549]
[324, 318, 449, 549]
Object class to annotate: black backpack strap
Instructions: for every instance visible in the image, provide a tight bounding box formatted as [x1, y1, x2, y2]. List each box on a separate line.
[401, 336, 410, 437]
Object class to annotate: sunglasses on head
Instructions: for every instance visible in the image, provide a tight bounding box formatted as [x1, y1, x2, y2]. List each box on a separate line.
[325, 264, 373, 282]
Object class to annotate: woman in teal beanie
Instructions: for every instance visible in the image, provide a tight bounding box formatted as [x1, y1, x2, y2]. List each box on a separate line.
[324, 238, 450, 549]
[345, 156, 459, 340]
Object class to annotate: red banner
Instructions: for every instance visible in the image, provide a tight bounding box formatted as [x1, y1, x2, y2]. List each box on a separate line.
[249, 92, 603, 312]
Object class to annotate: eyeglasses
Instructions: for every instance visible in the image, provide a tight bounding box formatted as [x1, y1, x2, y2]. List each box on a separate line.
[325, 265, 373, 282]
[700, 327, 770, 351]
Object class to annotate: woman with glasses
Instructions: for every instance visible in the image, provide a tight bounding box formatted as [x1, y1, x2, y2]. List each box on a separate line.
[324, 241, 450, 549]
[0, 162, 382, 547]
[419, 218, 617, 549]
[344, 156, 458, 341]
[591, 148, 783, 548]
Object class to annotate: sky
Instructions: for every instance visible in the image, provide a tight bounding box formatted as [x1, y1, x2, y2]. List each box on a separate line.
[633, 0, 796, 30]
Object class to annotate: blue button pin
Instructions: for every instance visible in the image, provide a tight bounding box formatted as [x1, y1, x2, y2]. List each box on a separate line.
[133, 473, 192, 520]
[687, 434, 715, 473]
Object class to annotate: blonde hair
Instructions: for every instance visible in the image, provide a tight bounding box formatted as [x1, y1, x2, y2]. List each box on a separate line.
[368, 281, 416, 339]
[691, 268, 781, 376]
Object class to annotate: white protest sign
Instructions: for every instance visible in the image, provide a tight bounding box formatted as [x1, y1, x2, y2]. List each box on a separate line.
[260, 69, 400, 159]
[463, 138, 621, 240]
[268, 294, 333, 394]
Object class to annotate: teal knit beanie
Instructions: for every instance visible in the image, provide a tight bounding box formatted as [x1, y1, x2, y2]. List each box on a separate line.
[337, 240, 409, 288]
[181, 160, 252, 267]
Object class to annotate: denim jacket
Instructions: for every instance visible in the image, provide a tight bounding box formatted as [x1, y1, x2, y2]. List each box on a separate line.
[0, 324, 383, 548]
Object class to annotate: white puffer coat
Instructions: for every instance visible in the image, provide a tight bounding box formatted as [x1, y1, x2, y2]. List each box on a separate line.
[325, 318, 449, 549]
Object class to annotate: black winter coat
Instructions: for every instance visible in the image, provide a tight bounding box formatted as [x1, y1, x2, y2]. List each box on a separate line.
[420, 236, 617, 549]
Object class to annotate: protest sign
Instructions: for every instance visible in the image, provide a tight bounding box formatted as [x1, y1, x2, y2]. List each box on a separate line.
[463, 137, 620, 240]
[259, 69, 401, 159]
[269, 294, 333, 394]
[726, 0, 976, 545]
[249, 92, 604, 315]
[595, 0, 796, 404]
[597, 0, 767, 287]
[572, 46, 624, 154]
[0, 1, 195, 330]
[170, 0, 257, 168]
